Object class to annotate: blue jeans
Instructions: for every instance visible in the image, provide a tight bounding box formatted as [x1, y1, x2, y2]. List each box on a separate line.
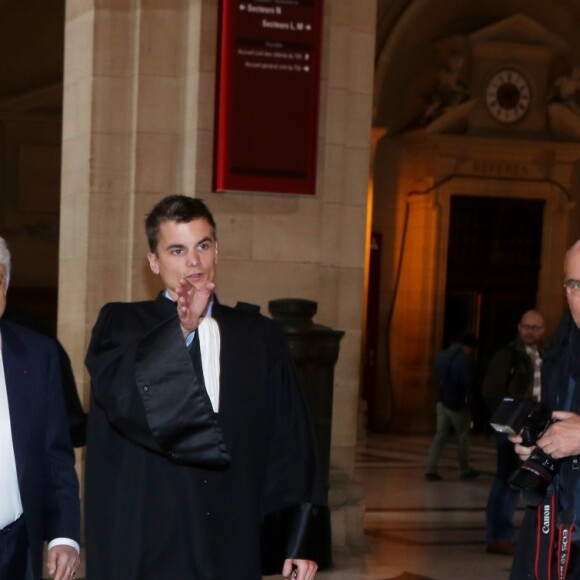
[485, 433, 520, 543]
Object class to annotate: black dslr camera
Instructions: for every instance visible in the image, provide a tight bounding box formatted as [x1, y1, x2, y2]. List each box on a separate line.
[490, 396, 558, 505]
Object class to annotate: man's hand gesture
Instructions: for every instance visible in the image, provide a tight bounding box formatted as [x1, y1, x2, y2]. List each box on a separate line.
[175, 277, 214, 337]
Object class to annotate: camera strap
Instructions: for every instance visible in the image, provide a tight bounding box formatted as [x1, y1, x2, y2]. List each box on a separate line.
[556, 508, 574, 580]
[535, 463, 579, 580]
[536, 486, 556, 580]
[554, 458, 580, 579]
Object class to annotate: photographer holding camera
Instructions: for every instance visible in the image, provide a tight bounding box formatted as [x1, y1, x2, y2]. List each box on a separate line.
[509, 240, 580, 579]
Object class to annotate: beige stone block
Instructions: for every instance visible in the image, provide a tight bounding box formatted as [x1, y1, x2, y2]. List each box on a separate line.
[337, 267, 365, 327]
[92, 133, 133, 194]
[93, 9, 135, 77]
[140, 0, 182, 10]
[137, 75, 181, 133]
[183, 3, 202, 75]
[316, 267, 340, 323]
[330, 508, 347, 550]
[329, 0, 351, 27]
[139, 8, 182, 77]
[349, 0, 377, 32]
[64, 10, 95, 85]
[86, 257, 130, 307]
[59, 195, 89, 261]
[93, 76, 134, 134]
[346, 93, 373, 148]
[182, 69, 201, 128]
[206, 191, 256, 215]
[66, 0, 94, 21]
[330, 445, 356, 479]
[194, 128, 215, 192]
[200, 0, 219, 72]
[217, 260, 321, 312]
[349, 32, 375, 93]
[57, 261, 88, 324]
[87, 195, 132, 261]
[57, 318, 91, 407]
[135, 133, 177, 194]
[180, 129, 200, 194]
[343, 146, 372, 206]
[337, 205, 366, 269]
[57, 319, 88, 366]
[61, 136, 91, 198]
[325, 88, 347, 145]
[198, 71, 216, 130]
[332, 376, 360, 446]
[133, 192, 166, 240]
[320, 202, 342, 266]
[328, 26, 349, 90]
[252, 197, 323, 264]
[96, 0, 134, 10]
[62, 80, 93, 140]
[212, 213, 254, 262]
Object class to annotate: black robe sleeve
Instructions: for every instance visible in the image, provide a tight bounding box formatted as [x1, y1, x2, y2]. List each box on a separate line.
[85, 302, 229, 467]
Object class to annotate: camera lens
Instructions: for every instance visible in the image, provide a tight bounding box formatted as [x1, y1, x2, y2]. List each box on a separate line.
[509, 448, 559, 505]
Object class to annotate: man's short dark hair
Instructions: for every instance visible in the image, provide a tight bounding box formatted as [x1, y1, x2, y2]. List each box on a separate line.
[145, 195, 217, 253]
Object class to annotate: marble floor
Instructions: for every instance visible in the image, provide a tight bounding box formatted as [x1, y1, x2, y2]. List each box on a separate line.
[313, 431, 520, 580]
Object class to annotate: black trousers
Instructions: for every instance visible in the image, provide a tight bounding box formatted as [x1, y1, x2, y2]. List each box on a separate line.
[0, 516, 28, 579]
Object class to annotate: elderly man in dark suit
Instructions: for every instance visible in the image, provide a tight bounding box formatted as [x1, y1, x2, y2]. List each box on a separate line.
[84, 195, 329, 580]
[0, 236, 80, 580]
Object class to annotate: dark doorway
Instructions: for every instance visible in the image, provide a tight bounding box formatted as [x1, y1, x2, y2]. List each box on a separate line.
[443, 195, 544, 362]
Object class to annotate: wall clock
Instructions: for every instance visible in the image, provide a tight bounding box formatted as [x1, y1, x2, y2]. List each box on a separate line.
[485, 68, 531, 123]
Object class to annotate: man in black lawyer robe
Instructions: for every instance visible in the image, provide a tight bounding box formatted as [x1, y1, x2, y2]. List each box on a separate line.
[84, 195, 330, 580]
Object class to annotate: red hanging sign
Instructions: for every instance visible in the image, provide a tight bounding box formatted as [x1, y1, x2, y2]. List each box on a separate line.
[213, 0, 323, 195]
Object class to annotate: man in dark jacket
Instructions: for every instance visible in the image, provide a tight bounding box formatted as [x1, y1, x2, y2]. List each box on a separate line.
[425, 332, 479, 481]
[84, 195, 329, 580]
[2, 306, 87, 447]
[510, 240, 580, 578]
[482, 309, 544, 555]
[0, 236, 80, 580]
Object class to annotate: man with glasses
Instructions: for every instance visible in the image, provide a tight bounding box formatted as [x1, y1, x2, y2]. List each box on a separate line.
[510, 240, 580, 578]
[482, 309, 544, 555]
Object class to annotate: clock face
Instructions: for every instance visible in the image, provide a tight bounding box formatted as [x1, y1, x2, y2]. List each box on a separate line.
[485, 69, 531, 123]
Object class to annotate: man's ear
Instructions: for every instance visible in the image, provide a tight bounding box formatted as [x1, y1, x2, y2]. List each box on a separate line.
[147, 252, 160, 275]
